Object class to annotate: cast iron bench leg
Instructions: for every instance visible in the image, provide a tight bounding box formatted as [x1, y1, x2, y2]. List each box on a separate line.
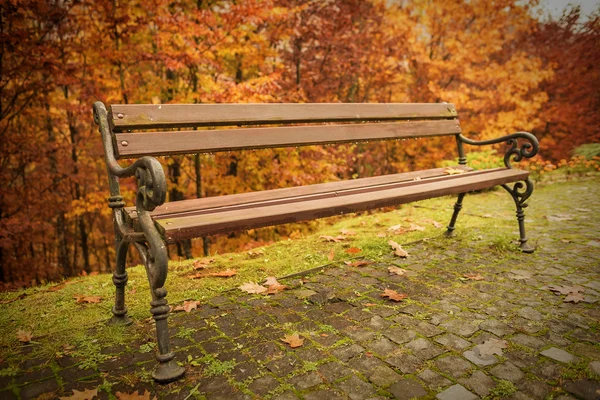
[108, 238, 132, 326]
[501, 180, 535, 253]
[445, 192, 466, 237]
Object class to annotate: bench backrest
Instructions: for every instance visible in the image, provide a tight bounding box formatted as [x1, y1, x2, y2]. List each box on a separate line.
[108, 103, 461, 159]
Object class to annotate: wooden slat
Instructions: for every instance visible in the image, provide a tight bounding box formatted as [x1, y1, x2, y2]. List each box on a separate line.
[110, 103, 458, 131]
[115, 120, 461, 158]
[124, 166, 473, 222]
[156, 168, 529, 242]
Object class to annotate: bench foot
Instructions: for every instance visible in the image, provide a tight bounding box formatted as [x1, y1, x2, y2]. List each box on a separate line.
[152, 357, 185, 383]
[501, 180, 535, 254]
[446, 193, 466, 236]
[107, 313, 133, 326]
[519, 241, 535, 253]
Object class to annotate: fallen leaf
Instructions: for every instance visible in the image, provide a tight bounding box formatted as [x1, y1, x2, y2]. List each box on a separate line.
[174, 300, 200, 313]
[365, 351, 374, 357]
[345, 247, 362, 254]
[340, 229, 356, 236]
[564, 292, 585, 303]
[239, 282, 268, 294]
[319, 235, 345, 243]
[247, 249, 265, 258]
[344, 261, 373, 267]
[364, 303, 376, 307]
[59, 388, 99, 400]
[264, 276, 280, 286]
[421, 218, 443, 228]
[477, 338, 508, 357]
[388, 240, 408, 258]
[377, 233, 387, 238]
[406, 223, 425, 232]
[190, 269, 237, 278]
[327, 248, 335, 261]
[16, 329, 33, 343]
[463, 273, 484, 281]
[546, 284, 584, 296]
[444, 167, 465, 175]
[560, 239, 572, 243]
[320, 333, 329, 337]
[281, 333, 304, 348]
[266, 284, 288, 295]
[387, 224, 402, 232]
[74, 295, 102, 304]
[115, 390, 153, 400]
[193, 257, 215, 270]
[388, 267, 407, 276]
[380, 289, 408, 302]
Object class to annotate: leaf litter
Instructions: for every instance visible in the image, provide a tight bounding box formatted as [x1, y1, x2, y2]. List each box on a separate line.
[281, 332, 304, 348]
[388, 240, 408, 258]
[381, 289, 408, 302]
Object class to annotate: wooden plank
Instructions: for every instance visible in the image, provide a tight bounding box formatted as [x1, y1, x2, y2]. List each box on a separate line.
[156, 168, 529, 241]
[124, 166, 474, 221]
[110, 103, 458, 131]
[115, 120, 461, 158]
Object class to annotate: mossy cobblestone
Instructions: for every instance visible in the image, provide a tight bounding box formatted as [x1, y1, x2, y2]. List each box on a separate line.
[2, 178, 600, 399]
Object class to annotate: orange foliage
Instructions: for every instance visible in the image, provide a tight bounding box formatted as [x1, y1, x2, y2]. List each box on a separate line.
[0, 0, 597, 287]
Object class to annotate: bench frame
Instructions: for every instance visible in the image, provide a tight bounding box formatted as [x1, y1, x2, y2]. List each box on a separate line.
[93, 101, 539, 382]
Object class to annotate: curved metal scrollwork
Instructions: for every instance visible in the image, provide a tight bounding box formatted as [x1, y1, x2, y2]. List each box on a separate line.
[458, 132, 539, 168]
[502, 178, 534, 208]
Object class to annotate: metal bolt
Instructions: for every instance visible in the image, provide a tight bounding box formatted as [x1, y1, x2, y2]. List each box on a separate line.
[121, 140, 129, 147]
[117, 113, 124, 119]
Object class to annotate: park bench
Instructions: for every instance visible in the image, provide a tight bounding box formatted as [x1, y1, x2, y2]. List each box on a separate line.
[93, 101, 539, 382]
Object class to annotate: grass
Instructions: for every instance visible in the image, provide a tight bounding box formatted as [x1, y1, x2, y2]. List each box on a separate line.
[1, 175, 599, 379]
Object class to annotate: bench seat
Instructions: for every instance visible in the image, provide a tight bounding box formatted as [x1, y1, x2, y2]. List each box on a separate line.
[124, 166, 528, 241]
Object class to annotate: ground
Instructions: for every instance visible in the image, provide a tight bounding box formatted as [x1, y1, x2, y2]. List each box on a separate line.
[1, 177, 599, 400]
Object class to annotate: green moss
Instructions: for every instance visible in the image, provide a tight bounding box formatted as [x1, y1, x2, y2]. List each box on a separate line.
[488, 380, 517, 398]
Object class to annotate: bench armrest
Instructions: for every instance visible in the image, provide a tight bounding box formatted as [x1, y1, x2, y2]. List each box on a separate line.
[458, 132, 539, 169]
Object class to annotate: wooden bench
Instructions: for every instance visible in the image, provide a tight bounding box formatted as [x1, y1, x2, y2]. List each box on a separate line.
[93, 102, 539, 382]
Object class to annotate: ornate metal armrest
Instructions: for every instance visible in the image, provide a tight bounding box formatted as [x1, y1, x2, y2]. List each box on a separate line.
[458, 132, 539, 169]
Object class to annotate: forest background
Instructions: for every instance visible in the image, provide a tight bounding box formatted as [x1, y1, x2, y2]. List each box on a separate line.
[1, 0, 599, 288]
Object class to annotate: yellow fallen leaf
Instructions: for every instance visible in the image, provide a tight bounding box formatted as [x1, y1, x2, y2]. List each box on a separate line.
[444, 167, 465, 175]
[388, 240, 408, 258]
[381, 289, 408, 302]
[239, 282, 268, 294]
[281, 333, 304, 348]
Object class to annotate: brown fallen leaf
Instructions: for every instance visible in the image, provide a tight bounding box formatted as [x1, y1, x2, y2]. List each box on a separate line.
[115, 390, 153, 400]
[319, 235, 345, 243]
[388, 267, 407, 276]
[327, 248, 335, 261]
[344, 260, 373, 267]
[377, 233, 387, 238]
[239, 282, 268, 294]
[546, 284, 584, 296]
[444, 167, 465, 175]
[406, 223, 425, 232]
[16, 329, 33, 343]
[59, 388, 99, 400]
[340, 229, 356, 236]
[193, 257, 215, 270]
[247, 249, 265, 258]
[564, 292, 585, 303]
[388, 240, 408, 258]
[264, 276, 280, 286]
[477, 338, 508, 357]
[74, 294, 102, 304]
[266, 284, 288, 295]
[421, 218, 443, 228]
[380, 289, 408, 302]
[463, 273, 484, 281]
[345, 247, 362, 254]
[387, 224, 402, 232]
[189, 269, 237, 278]
[174, 300, 200, 313]
[281, 333, 304, 348]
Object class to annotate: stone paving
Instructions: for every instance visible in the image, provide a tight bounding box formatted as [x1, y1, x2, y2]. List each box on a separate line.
[2, 178, 600, 399]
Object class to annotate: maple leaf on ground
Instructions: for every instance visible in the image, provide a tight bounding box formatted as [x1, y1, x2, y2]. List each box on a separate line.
[59, 388, 99, 400]
[463, 273, 484, 281]
[319, 235, 345, 243]
[345, 247, 361, 254]
[247, 249, 265, 258]
[189, 269, 237, 279]
[388, 267, 407, 276]
[407, 224, 425, 232]
[388, 240, 408, 258]
[74, 295, 102, 304]
[239, 282, 268, 294]
[564, 292, 585, 303]
[264, 276, 280, 286]
[546, 284, 584, 296]
[476, 338, 508, 357]
[193, 257, 215, 270]
[444, 167, 465, 175]
[380, 289, 408, 302]
[327, 248, 335, 261]
[340, 229, 356, 236]
[174, 300, 200, 313]
[344, 260, 373, 267]
[263, 277, 287, 294]
[16, 329, 33, 343]
[281, 333, 304, 348]
[115, 390, 153, 400]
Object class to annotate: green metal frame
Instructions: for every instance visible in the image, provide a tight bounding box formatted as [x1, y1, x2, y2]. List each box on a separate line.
[445, 132, 539, 253]
[93, 102, 185, 383]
